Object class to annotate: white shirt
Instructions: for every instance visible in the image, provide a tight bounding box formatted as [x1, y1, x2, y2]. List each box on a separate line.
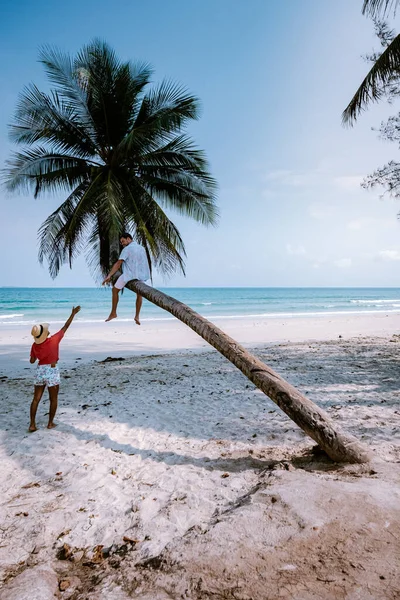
[119, 242, 150, 282]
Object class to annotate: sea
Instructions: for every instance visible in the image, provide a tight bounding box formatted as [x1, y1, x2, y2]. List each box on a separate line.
[1, 287, 400, 329]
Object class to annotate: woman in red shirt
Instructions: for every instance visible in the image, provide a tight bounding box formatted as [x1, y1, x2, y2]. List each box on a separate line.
[29, 306, 81, 432]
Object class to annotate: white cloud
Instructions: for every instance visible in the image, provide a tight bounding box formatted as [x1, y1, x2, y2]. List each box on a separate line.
[333, 175, 363, 191]
[347, 218, 370, 231]
[333, 258, 352, 268]
[264, 170, 363, 193]
[308, 203, 335, 220]
[286, 243, 306, 256]
[378, 250, 400, 261]
[347, 217, 397, 231]
[264, 169, 322, 188]
[311, 257, 327, 269]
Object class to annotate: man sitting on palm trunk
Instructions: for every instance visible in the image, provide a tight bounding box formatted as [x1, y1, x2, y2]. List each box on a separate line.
[102, 233, 150, 324]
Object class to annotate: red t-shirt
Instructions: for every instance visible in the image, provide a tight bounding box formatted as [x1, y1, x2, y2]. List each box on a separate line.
[30, 330, 65, 365]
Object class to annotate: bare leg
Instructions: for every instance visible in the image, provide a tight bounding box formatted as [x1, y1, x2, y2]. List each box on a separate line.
[47, 385, 59, 429]
[106, 287, 120, 321]
[135, 294, 143, 325]
[29, 385, 45, 431]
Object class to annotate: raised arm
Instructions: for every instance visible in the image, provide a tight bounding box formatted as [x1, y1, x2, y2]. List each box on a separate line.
[62, 306, 81, 334]
[102, 259, 124, 285]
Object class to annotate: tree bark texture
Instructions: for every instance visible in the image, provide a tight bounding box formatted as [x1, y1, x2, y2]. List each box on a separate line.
[126, 281, 371, 464]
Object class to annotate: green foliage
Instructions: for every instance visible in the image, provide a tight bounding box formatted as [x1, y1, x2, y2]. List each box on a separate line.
[343, 1, 400, 124]
[344, 18, 400, 197]
[342, 31, 400, 125]
[3, 40, 218, 280]
[362, 0, 400, 19]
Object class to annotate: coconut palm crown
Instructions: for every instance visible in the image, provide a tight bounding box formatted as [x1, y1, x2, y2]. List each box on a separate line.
[3, 40, 218, 280]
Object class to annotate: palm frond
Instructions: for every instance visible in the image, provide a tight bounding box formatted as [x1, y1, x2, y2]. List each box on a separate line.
[362, 0, 400, 18]
[76, 40, 152, 149]
[3, 147, 93, 196]
[121, 176, 186, 275]
[124, 80, 200, 155]
[39, 45, 97, 141]
[141, 174, 219, 226]
[38, 182, 92, 277]
[342, 33, 400, 125]
[9, 84, 98, 159]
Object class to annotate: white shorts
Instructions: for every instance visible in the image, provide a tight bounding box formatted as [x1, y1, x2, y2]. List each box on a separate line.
[114, 275, 129, 290]
[115, 275, 146, 290]
[34, 365, 60, 387]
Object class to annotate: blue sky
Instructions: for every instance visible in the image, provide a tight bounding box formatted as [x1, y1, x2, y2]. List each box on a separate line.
[1, 0, 400, 287]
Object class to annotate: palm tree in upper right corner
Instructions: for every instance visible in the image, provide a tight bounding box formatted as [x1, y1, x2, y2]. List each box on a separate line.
[343, 0, 400, 125]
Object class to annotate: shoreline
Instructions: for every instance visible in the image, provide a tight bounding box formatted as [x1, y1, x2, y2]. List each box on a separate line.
[0, 310, 399, 376]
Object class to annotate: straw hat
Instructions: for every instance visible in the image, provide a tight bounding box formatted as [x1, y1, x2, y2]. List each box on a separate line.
[31, 323, 49, 344]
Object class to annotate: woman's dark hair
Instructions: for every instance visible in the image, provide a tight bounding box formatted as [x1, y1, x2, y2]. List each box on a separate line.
[120, 232, 133, 240]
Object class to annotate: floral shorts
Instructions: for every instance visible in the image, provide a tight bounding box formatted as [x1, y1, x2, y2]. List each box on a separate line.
[34, 365, 60, 387]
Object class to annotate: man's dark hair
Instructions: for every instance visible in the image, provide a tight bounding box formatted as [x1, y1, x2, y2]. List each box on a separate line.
[120, 232, 133, 240]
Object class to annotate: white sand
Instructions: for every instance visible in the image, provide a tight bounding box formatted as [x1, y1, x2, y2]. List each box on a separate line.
[1, 310, 399, 375]
[0, 313, 400, 598]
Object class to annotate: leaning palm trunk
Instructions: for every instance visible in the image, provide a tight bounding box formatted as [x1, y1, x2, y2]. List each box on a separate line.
[127, 281, 371, 464]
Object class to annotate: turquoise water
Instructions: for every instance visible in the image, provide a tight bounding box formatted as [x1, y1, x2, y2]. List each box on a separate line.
[1, 287, 400, 328]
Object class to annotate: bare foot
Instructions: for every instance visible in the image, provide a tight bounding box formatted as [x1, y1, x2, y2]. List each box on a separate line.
[105, 313, 117, 322]
[47, 422, 57, 429]
[28, 425, 37, 432]
[134, 317, 141, 325]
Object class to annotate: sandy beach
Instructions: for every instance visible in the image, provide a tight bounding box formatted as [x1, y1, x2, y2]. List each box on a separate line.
[4, 0, 400, 596]
[1, 310, 400, 375]
[1, 313, 400, 599]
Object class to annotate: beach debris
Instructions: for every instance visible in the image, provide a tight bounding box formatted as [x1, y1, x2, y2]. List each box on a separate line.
[123, 535, 140, 544]
[57, 529, 71, 539]
[83, 545, 104, 565]
[57, 543, 72, 560]
[221, 473, 229, 478]
[59, 579, 70, 591]
[98, 356, 126, 362]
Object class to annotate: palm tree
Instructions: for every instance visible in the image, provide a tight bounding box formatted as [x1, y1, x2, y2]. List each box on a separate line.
[4, 41, 370, 464]
[127, 280, 371, 464]
[343, 0, 400, 124]
[4, 40, 218, 279]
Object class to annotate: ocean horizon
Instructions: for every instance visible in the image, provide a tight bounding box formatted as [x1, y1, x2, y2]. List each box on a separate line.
[1, 286, 400, 328]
